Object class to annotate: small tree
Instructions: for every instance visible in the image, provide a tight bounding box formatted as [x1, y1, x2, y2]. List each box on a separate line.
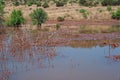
[6, 10, 25, 27]
[30, 8, 48, 28]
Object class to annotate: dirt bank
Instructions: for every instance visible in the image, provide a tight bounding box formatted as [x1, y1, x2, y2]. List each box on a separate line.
[46, 20, 120, 26]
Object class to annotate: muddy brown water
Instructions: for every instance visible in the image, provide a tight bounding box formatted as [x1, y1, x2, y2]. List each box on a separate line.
[0, 28, 120, 80]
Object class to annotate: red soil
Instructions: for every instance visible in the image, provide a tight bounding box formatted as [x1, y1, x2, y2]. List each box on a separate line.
[46, 20, 120, 26]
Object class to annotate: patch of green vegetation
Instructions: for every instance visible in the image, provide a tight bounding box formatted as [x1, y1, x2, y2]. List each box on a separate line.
[97, 8, 104, 13]
[79, 0, 99, 6]
[79, 9, 86, 13]
[26, 1, 33, 6]
[56, 24, 61, 30]
[57, 16, 65, 21]
[0, 0, 5, 26]
[13, 1, 20, 6]
[112, 8, 120, 20]
[56, 1, 65, 7]
[36, 1, 42, 7]
[107, 6, 112, 12]
[69, 0, 77, 5]
[42, 2, 49, 8]
[79, 9, 89, 19]
[101, 0, 120, 6]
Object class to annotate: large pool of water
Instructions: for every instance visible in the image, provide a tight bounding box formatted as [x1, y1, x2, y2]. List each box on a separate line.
[0, 29, 120, 80]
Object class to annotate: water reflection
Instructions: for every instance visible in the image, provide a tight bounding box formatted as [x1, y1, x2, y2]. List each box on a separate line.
[0, 29, 120, 80]
[105, 42, 120, 62]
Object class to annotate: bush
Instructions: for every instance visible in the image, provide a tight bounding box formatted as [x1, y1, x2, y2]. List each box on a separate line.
[57, 16, 65, 21]
[26, 1, 34, 6]
[56, 24, 61, 30]
[13, 1, 20, 6]
[69, 0, 77, 5]
[0, 0, 5, 5]
[42, 2, 49, 8]
[0, 0, 4, 26]
[107, 6, 112, 12]
[36, 1, 42, 7]
[30, 8, 48, 28]
[79, 9, 88, 19]
[101, 0, 120, 6]
[79, 9, 86, 13]
[79, 0, 86, 5]
[112, 8, 120, 20]
[97, 8, 104, 13]
[6, 10, 25, 27]
[56, 1, 65, 7]
[79, 0, 98, 6]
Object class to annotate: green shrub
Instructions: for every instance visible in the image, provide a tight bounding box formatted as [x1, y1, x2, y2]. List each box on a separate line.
[79, 0, 98, 6]
[79, 0, 86, 5]
[30, 8, 48, 28]
[98, 8, 104, 13]
[56, 24, 61, 30]
[26, 1, 34, 6]
[42, 2, 49, 8]
[101, 0, 120, 6]
[36, 1, 42, 7]
[82, 13, 88, 19]
[57, 16, 65, 21]
[111, 8, 120, 20]
[80, 9, 86, 13]
[6, 10, 25, 27]
[56, 1, 65, 7]
[69, 0, 77, 5]
[13, 1, 20, 6]
[0, 0, 4, 26]
[107, 6, 112, 12]
[0, 0, 5, 5]
[79, 9, 88, 19]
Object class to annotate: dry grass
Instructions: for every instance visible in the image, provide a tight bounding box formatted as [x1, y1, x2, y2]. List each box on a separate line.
[4, 5, 120, 21]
